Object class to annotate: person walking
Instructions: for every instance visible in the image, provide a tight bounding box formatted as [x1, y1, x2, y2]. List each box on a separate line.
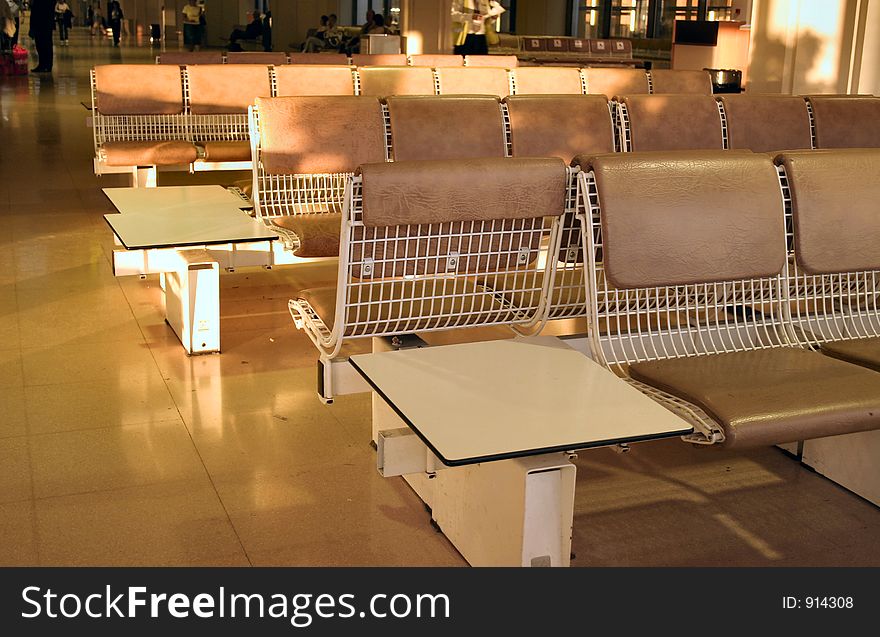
[28, 0, 55, 72]
[181, 0, 203, 51]
[107, 0, 122, 46]
[451, 0, 505, 56]
[54, 1, 72, 45]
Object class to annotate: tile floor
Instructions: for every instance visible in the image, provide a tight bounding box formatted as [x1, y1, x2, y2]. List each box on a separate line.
[0, 29, 878, 567]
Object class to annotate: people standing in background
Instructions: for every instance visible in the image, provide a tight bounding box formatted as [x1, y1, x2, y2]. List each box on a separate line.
[54, 0, 71, 45]
[86, 2, 93, 29]
[28, 0, 55, 72]
[91, 4, 105, 37]
[181, 0, 202, 52]
[451, 0, 505, 56]
[107, 0, 122, 46]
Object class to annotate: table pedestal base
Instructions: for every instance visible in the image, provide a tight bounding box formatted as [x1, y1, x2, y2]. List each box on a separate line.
[802, 430, 880, 506]
[163, 250, 220, 355]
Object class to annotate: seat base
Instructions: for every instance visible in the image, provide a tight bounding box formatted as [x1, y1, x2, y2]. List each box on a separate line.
[821, 336, 880, 372]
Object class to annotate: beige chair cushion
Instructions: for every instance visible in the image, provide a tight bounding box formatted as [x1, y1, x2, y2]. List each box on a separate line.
[504, 95, 614, 162]
[436, 67, 510, 96]
[589, 151, 785, 288]
[721, 95, 812, 153]
[629, 347, 880, 448]
[226, 52, 288, 65]
[274, 65, 355, 96]
[200, 141, 251, 162]
[410, 54, 463, 67]
[465, 54, 518, 68]
[358, 157, 567, 226]
[287, 53, 350, 65]
[298, 279, 510, 335]
[255, 96, 386, 174]
[351, 54, 408, 66]
[272, 213, 342, 258]
[583, 68, 649, 98]
[187, 65, 272, 114]
[357, 66, 436, 97]
[387, 95, 505, 161]
[822, 337, 880, 372]
[95, 65, 184, 115]
[621, 95, 724, 151]
[809, 96, 880, 148]
[779, 149, 880, 274]
[102, 141, 198, 166]
[650, 70, 713, 95]
[512, 67, 583, 95]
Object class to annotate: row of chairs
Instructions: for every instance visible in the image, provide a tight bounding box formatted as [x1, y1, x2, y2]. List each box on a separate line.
[283, 145, 880, 452]
[90, 63, 714, 181]
[156, 51, 521, 69]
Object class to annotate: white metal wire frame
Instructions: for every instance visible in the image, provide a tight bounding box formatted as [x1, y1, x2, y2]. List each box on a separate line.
[716, 99, 729, 150]
[577, 170, 793, 443]
[780, 164, 880, 349]
[249, 104, 353, 251]
[614, 101, 632, 151]
[290, 174, 564, 358]
[91, 69, 190, 168]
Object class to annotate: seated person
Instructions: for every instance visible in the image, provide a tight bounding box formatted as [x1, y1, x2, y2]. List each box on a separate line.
[227, 10, 262, 49]
[302, 14, 328, 52]
[366, 13, 392, 35]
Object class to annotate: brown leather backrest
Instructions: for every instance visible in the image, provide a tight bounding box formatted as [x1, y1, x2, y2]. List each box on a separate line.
[387, 96, 506, 161]
[583, 67, 649, 98]
[351, 53, 408, 66]
[157, 51, 224, 65]
[622, 95, 724, 151]
[436, 67, 510, 96]
[589, 151, 786, 288]
[255, 96, 386, 174]
[721, 95, 812, 152]
[504, 95, 614, 162]
[287, 52, 350, 65]
[357, 66, 436, 97]
[274, 65, 355, 96]
[650, 70, 713, 95]
[187, 65, 272, 114]
[358, 158, 566, 226]
[410, 54, 463, 67]
[226, 51, 288, 65]
[778, 149, 880, 274]
[465, 54, 518, 68]
[95, 65, 185, 115]
[512, 67, 583, 95]
[808, 97, 880, 148]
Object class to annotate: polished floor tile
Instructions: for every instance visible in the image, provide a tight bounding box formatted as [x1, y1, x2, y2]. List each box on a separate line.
[0, 436, 33, 504]
[0, 501, 39, 565]
[20, 339, 158, 386]
[0, 384, 27, 440]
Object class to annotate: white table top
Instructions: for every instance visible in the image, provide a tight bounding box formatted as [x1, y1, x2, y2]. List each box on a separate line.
[350, 336, 693, 466]
[103, 186, 275, 250]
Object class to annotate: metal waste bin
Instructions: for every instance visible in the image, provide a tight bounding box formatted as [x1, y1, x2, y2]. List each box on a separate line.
[150, 24, 161, 42]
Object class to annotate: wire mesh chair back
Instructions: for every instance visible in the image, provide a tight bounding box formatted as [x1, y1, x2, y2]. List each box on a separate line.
[779, 151, 880, 348]
[577, 159, 792, 376]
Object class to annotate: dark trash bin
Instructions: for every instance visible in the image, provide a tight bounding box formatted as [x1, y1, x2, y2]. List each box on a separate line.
[150, 24, 161, 42]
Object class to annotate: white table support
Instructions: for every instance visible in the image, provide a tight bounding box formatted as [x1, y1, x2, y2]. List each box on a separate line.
[163, 250, 221, 354]
[801, 430, 880, 506]
[352, 336, 693, 567]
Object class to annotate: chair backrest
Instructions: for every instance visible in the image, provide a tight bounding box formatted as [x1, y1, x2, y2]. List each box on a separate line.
[435, 67, 511, 96]
[720, 95, 812, 153]
[580, 151, 789, 369]
[619, 94, 724, 151]
[465, 54, 518, 68]
[807, 96, 880, 148]
[504, 95, 614, 162]
[287, 52, 350, 65]
[274, 65, 355, 96]
[227, 51, 288, 65]
[512, 66, 583, 95]
[157, 51, 224, 65]
[356, 66, 436, 97]
[186, 65, 272, 114]
[583, 67, 649, 98]
[649, 70, 713, 95]
[779, 148, 880, 345]
[251, 96, 387, 219]
[385, 96, 506, 161]
[333, 157, 568, 338]
[94, 65, 185, 115]
[409, 54, 464, 67]
[351, 53, 408, 66]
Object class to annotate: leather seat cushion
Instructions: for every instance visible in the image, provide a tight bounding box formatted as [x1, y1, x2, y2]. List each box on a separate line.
[101, 141, 198, 166]
[201, 141, 251, 162]
[821, 337, 880, 372]
[272, 213, 342, 258]
[629, 347, 880, 448]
